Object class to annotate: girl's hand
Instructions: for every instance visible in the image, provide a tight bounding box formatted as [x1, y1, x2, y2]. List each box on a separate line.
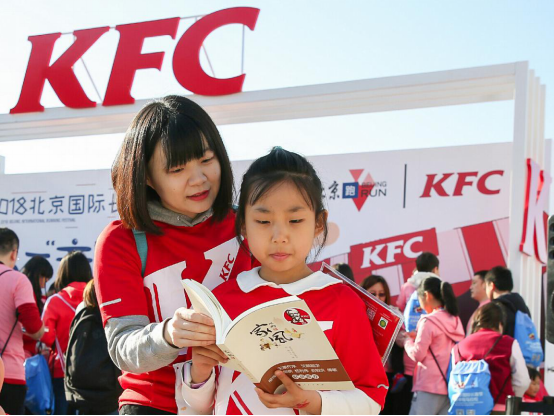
[164, 308, 216, 348]
[255, 371, 322, 414]
[407, 331, 417, 339]
[191, 345, 228, 383]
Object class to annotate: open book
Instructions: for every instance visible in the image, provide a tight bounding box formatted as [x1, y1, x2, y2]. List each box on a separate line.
[181, 279, 355, 394]
[320, 263, 404, 364]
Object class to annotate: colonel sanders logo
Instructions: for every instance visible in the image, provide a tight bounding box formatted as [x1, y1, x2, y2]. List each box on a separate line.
[284, 308, 311, 325]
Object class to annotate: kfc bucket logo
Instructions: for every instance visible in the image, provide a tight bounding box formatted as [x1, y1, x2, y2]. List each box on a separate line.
[284, 308, 311, 325]
[11, 7, 260, 114]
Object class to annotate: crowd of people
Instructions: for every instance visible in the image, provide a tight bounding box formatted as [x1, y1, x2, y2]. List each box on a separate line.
[350, 254, 550, 415]
[0, 95, 551, 415]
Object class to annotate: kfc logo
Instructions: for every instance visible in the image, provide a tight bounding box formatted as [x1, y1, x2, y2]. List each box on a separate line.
[11, 7, 260, 113]
[420, 170, 504, 198]
[284, 308, 311, 325]
[349, 229, 439, 275]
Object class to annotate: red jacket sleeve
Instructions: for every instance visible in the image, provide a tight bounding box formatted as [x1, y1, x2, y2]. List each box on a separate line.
[332, 286, 389, 409]
[94, 222, 150, 325]
[40, 296, 58, 347]
[17, 303, 42, 334]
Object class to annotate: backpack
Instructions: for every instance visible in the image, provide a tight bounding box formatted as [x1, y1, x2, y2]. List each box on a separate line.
[404, 290, 426, 332]
[513, 310, 544, 367]
[64, 305, 122, 412]
[448, 336, 508, 415]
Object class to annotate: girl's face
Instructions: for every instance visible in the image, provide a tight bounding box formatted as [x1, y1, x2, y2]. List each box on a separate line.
[243, 181, 326, 284]
[368, 282, 387, 304]
[527, 376, 541, 398]
[147, 141, 221, 218]
[418, 292, 435, 314]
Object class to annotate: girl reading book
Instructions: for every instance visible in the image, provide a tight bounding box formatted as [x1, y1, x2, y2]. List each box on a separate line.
[182, 147, 388, 415]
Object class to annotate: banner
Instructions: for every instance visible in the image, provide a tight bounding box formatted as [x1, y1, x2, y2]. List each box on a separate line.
[1, 143, 513, 299]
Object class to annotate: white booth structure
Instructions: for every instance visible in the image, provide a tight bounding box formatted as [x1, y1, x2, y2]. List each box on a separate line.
[1, 61, 552, 383]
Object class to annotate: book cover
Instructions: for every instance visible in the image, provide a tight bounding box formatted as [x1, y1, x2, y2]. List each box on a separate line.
[181, 279, 355, 394]
[320, 263, 404, 364]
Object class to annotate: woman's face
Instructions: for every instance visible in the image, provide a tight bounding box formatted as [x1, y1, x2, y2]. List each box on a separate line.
[368, 282, 388, 304]
[147, 141, 221, 218]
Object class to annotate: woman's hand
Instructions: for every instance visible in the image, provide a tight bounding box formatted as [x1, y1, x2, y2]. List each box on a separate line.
[191, 345, 228, 383]
[255, 371, 322, 414]
[406, 331, 417, 339]
[163, 308, 216, 348]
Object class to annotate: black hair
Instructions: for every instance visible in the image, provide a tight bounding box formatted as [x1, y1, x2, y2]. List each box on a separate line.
[527, 366, 541, 381]
[21, 256, 53, 314]
[418, 276, 458, 316]
[415, 252, 439, 272]
[471, 302, 505, 334]
[474, 270, 488, 282]
[485, 266, 513, 292]
[332, 263, 354, 282]
[112, 95, 234, 234]
[54, 251, 93, 292]
[235, 147, 328, 259]
[0, 228, 19, 256]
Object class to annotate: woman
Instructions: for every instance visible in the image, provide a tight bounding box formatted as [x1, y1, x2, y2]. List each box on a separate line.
[41, 251, 92, 415]
[362, 275, 410, 415]
[20, 256, 53, 357]
[94, 95, 253, 415]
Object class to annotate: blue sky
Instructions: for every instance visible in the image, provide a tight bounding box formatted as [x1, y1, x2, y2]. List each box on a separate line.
[0, 0, 552, 173]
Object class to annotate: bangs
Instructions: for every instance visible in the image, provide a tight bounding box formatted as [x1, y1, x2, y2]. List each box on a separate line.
[247, 174, 317, 211]
[161, 113, 215, 170]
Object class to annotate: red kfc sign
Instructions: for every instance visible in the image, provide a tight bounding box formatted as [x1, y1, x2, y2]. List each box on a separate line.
[420, 170, 504, 198]
[10, 7, 260, 114]
[349, 229, 439, 276]
[520, 158, 551, 264]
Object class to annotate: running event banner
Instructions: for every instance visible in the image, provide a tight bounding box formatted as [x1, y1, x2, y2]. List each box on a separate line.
[1, 143, 513, 299]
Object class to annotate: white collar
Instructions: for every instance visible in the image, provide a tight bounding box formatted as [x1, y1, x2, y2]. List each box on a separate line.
[237, 267, 342, 296]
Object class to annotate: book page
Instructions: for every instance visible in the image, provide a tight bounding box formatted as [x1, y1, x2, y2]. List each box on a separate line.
[221, 297, 354, 394]
[181, 279, 232, 337]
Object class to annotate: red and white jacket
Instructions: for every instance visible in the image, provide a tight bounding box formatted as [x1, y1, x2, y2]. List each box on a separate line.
[41, 282, 86, 378]
[182, 268, 388, 415]
[94, 211, 253, 414]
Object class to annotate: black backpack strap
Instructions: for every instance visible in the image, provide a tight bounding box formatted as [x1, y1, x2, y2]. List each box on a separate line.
[429, 347, 448, 387]
[483, 335, 503, 360]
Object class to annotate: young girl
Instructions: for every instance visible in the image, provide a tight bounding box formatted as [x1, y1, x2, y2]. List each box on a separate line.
[182, 147, 388, 415]
[452, 302, 530, 412]
[404, 276, 464, 415]
[94, 95, 253, 414]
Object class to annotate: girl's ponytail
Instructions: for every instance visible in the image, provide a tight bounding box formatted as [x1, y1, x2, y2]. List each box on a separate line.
[418, 276, 459, 317]
[440, 281, 459, 317]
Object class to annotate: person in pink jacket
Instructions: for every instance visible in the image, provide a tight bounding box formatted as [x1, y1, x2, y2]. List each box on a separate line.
[404, 276, 464, 415]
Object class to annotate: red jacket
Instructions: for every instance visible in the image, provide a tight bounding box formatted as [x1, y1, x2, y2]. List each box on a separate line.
[453, 329, 515, 405]
[41, 282, 86, 378]
[94, 212, 253, 414]
[208, 269, 388, 414]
